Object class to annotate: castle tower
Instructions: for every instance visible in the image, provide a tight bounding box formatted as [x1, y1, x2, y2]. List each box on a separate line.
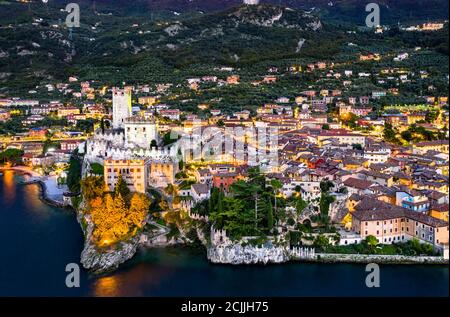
[112, 87, 132, 129]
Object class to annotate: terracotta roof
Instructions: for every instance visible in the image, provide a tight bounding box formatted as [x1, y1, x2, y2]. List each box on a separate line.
[415, 140, 448, 147]
[406, 210, 448, 227]
[352, 196, 448, 228]
[363, 169, 392, 180]
[431, 203, 449, 213]
[344, 177, 374, 190]
[352, 208, 404, 222]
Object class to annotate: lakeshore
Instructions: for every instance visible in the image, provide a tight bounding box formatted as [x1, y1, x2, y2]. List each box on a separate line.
[2, 166, 447, 271]
[0, 169, 448, 296]
[0, 166, 69, 207]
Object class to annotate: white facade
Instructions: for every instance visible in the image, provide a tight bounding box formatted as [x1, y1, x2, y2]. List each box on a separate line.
[112, 88, 132, 129]
[364, 148, 391, 164]
[124, 117, 158, 149]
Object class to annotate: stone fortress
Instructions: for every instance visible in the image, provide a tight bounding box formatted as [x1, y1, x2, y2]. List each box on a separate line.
[84, 88, 180, 190]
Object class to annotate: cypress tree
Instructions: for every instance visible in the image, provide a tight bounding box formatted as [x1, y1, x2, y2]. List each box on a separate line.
[267, 199, 274, 231]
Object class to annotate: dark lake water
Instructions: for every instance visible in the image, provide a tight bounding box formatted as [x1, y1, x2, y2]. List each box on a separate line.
[0, 170, 448, 297]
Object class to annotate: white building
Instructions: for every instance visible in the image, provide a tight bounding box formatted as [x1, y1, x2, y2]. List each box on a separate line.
[124, 116, 159, 149]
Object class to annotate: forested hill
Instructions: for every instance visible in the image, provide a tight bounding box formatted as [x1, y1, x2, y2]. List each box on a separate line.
[52, 0, 449, 25]
[0, 0, 448, 95]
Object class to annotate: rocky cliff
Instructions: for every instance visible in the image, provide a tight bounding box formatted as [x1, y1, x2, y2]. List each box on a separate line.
[80, 231, 141, 274]
[207, 244, 289, 265]
[76, 199, 141, 274]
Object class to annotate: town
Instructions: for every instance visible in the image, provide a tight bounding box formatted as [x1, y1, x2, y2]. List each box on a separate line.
[0, 2, 448, 272]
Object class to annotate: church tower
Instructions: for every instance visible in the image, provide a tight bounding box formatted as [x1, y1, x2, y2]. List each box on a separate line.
[112, 87, 132, 129]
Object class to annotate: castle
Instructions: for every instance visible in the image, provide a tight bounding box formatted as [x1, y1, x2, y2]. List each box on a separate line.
[85, 88, 180, 190]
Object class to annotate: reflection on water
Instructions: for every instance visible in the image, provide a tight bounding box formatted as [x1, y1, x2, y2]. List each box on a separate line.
[1, 170, 16, 204]
[92, 261, 174, 297]
[93, 276, 120, 297]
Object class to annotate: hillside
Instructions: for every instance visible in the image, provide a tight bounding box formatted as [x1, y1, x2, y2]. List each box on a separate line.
[0, 0, 448, 96]
[78, 0, 449, 24]
[0, 2, 333, 93]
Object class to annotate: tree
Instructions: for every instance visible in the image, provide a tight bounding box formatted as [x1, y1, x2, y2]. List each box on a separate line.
[128, 193, 150, 227]
[80, 176, 104, 202]
[320, 180, 334, 193]
[66, 156, 81, 193]
[383, 123, 398, 143]
[100, 117, 105, 133]
[400, 130, 413, 142]
[266, 199, 274, 231]
[178, 159, 184, 171]
[0, 148, 23, 165]
[163, 132, 178, 146]
[341, 112, 358, 128]
[314, 235, 330, 250]
[425, 110, 440, 123]
[270, 179, 282, 212]
[364, 235, 378, 251]
[115, 175, 131, 200]
[319, 192, 335, 216]
[90, 163, 104, 175]
[322, 123, 330, 130]
[295, 197, 308, 215]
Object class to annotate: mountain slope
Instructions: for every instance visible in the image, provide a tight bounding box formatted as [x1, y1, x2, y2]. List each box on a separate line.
[88, 0, 449, 24]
